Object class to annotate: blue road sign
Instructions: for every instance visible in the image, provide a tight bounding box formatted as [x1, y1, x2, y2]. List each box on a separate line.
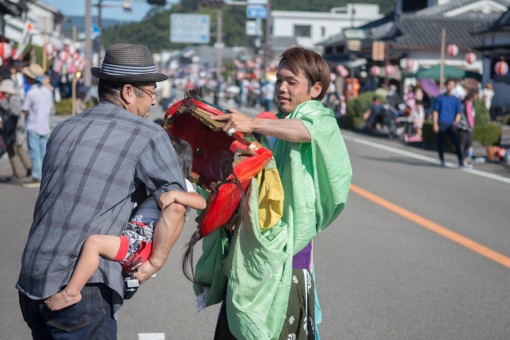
[246, 5, 267, 19]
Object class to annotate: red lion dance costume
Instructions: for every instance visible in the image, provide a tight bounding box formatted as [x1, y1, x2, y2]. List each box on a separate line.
[163, 90, 273, 237]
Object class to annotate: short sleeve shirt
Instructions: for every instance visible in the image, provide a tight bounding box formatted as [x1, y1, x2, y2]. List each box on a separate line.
[22, 84, 53, 135]
[16, 101, 186, 306]
[433, 94, 461, 131]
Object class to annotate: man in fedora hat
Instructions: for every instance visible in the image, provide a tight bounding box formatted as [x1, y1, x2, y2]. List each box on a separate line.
[0, 78, 31, 181]
[17, 43, 187, 338]
[20, 63, 54, 188]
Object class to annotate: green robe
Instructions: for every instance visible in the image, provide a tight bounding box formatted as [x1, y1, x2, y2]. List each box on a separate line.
[194, 100, 352, 339]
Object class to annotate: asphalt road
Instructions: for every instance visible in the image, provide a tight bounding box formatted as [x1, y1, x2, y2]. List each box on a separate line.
[1, 100, 510, 339]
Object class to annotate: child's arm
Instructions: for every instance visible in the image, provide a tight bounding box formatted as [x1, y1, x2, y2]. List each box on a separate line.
[135, 201, 186, 284]
[158, 190, 207, 211]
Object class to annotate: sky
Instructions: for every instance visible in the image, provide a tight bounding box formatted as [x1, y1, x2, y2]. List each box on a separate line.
[42, 0, 173, 22]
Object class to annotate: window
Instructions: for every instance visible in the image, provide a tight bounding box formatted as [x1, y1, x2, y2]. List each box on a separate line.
[321, 26, 326, 37]
[294, 25, 311, 38]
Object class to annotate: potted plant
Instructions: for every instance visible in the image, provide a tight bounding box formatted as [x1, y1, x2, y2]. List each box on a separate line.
[473, 122, 502, 161]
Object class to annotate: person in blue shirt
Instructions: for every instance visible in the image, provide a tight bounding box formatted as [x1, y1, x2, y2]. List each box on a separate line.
[433, 79, 464, 167]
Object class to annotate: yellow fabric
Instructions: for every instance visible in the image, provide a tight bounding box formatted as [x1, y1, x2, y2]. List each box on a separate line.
[256, 167, 284, 231]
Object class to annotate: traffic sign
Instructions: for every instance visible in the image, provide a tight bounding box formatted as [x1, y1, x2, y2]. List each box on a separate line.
[246, 20, 262, 36]
[170, 14, 210, 44]
[246, 5, 267, 19]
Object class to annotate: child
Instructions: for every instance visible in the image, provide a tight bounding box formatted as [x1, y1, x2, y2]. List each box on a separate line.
[44, 134, 206, 311]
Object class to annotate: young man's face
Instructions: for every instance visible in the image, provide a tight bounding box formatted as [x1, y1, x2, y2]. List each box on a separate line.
[446, 80, 456, 94]
[275, 60, 321, 114]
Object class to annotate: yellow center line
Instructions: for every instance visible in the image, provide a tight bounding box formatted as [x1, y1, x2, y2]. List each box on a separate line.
[350, 184, 510, 269]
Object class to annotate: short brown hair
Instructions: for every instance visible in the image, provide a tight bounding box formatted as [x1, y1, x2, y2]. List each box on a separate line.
[279, 46, 331, 101]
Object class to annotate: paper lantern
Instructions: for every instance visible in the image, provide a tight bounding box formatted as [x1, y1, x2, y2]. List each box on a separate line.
[370, 66, 381, 76]
[465, 52, 476, 64]
[448, 44, 459, 57]
[495, 60, 509, 76]
[0, 42, 12, 60]
[336, 65, 349, 77]
[385, 65, 395, 77]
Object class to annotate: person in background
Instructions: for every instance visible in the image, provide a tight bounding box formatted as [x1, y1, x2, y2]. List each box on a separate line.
[21, 63, 54, 188]
[433, 78, 464, 168]
[10, 63, 25, 100]
[458, 92, 477, 168]
[261, 78, 275, 112]
[481, 82, 494, 113]
[17, 43, 187, 339]
[413, 84, 425, 140]
[0, 79, 31, 181]
[364, 95, 384, 131]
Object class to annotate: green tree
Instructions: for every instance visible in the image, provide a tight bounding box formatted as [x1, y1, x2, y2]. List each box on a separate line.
[102, 0, 396, 52]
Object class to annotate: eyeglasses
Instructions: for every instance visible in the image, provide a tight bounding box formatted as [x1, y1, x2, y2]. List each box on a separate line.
[134, 85, 159, 101]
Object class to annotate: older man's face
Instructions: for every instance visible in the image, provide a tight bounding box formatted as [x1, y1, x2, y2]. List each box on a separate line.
[132, 83, 157, 118]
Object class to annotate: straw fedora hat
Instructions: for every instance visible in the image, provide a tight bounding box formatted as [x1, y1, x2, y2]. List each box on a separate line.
[91, 43, 167, 83]
[22, 63, 45, 80]
[0, 79, 16, 95]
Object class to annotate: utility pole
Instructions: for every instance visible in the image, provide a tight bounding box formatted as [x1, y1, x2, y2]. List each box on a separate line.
[264, 0, 271, 76]
[216, 8, 223, 82]
[85, 0, 92, 86]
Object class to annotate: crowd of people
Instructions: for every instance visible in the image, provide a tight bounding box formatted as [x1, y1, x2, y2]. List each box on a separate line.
[360, 78, 494, 168]
[0, 62, 55, 187]
[14, 43, 352, 340]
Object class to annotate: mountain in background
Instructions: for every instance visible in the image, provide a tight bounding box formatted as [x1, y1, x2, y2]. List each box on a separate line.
[61, 15, 131, 37]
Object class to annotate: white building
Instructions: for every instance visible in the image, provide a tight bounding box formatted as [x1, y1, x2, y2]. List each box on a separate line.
[4, 0, 66, 50]
[271, 4, 382, 53]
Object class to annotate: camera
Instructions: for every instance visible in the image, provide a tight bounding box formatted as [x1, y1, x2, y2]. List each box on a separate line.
[123, 276, 139, 299]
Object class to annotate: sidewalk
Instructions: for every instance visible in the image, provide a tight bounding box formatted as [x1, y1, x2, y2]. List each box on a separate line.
[3, 98, 507, 180]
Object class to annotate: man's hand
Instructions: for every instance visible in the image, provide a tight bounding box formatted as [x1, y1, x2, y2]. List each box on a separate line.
[212, 109, 254, 134]
[133, 260, 158, 284]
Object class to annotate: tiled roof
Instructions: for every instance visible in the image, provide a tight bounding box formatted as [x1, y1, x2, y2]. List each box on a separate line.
[483, 7, 510, 31]
[416, 0, 510, 17]
[389, 15, 497, 50]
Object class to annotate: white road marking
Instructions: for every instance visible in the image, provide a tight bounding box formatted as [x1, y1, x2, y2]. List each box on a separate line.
[343, 134, 510, 185]
[138, 333, 165, 340]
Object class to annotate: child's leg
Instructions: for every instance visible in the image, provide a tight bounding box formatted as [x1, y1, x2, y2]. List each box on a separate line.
[45, 235, 121, 311]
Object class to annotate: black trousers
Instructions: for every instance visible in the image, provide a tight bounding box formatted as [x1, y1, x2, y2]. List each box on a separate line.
[437, 126, 463, 166]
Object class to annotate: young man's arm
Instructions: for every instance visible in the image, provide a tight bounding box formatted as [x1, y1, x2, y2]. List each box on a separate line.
[213, 108, 311, 143]
[432, 97, 441, 133]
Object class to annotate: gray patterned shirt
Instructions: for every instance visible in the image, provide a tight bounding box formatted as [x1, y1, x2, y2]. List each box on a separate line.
[16, 101, 186, 309]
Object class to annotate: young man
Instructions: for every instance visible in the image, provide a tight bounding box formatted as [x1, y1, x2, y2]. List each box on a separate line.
[433, 79, 464, 167]
[17, 43, 187, 339]
[211, 46, 353, 339]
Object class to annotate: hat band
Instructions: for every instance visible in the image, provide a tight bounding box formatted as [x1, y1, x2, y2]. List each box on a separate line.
[100, 62, 157, 76]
